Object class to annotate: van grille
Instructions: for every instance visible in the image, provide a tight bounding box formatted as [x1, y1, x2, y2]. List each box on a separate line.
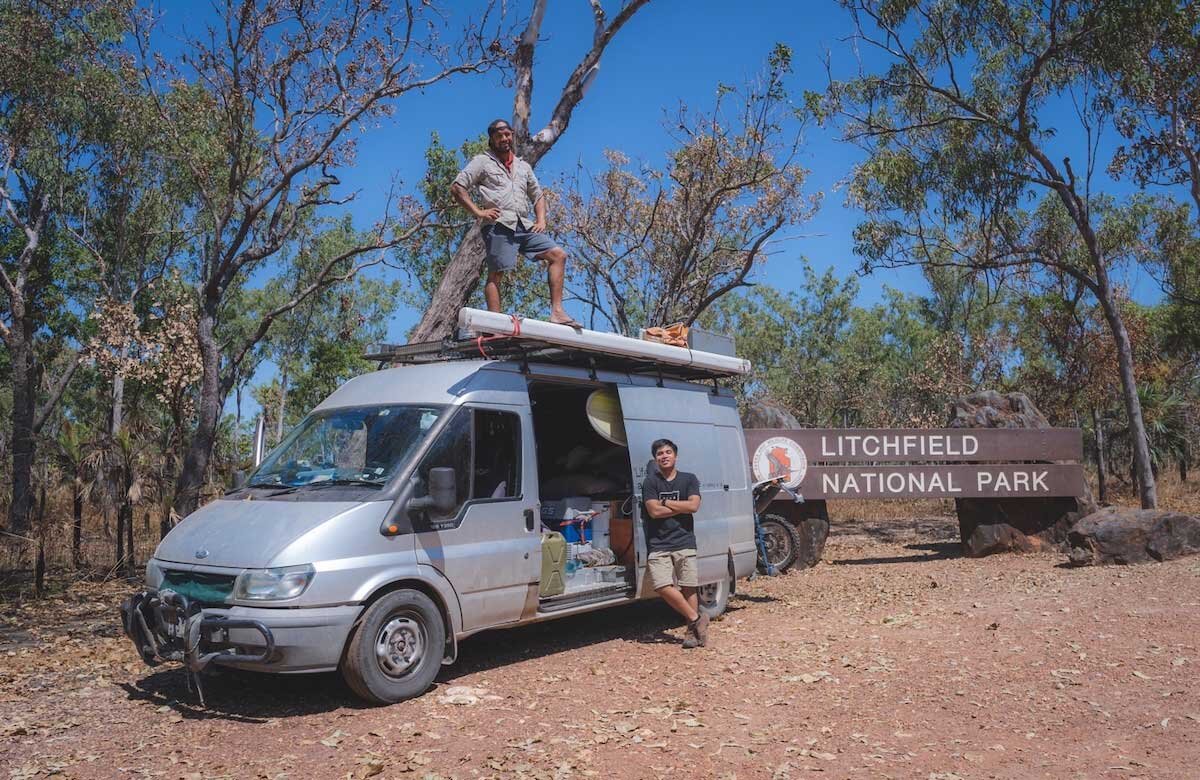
[160, 570, 237, 604]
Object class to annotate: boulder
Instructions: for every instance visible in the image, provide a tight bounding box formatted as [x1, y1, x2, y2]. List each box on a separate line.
[948, 389, 1051, 429]
[740, 399, 803, 430]
[1067, 506, 1200, 566]
[949, 391, 1096, 557]
[956, 497, 1086, 556]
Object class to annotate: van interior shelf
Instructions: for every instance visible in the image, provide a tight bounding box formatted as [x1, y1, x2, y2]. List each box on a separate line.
[364, 308, 752, 383]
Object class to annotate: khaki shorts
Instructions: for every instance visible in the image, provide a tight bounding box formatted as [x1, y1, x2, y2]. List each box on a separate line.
[646, 549, 698, 590]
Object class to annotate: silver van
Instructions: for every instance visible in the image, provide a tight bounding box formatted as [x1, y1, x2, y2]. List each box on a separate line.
[121, 327, 756, 704]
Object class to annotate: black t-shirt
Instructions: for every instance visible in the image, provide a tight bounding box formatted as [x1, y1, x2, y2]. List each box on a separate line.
[641, 469, 701, 552]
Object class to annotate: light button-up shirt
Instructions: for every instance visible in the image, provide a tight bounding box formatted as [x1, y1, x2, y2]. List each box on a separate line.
[453, 151, 543, 231]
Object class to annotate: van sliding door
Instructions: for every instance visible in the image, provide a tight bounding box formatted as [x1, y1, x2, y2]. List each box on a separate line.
[616, 382, 729, 588]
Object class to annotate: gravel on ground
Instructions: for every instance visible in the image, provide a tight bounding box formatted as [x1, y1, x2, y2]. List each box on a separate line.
[2, 514, 1198, 779]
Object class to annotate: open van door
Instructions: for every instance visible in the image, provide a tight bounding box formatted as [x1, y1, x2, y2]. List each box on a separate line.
[616, 381, 730, 588]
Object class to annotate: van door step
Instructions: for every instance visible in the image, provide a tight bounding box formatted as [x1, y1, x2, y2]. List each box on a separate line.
[537, 583, 633, 612]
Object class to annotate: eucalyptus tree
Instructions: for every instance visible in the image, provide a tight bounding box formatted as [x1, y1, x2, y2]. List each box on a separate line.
[828, 0, 1165, 507]
[0, 0, 137, 536]
[132, 0, 509, 517]
[1106, 1, 1200, 219]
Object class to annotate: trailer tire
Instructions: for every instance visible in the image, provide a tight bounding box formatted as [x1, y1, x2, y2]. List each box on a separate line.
[342, 589, 445, 705]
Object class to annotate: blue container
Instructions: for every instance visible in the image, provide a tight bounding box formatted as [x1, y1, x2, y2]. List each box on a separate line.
[561, 522, 592, 544]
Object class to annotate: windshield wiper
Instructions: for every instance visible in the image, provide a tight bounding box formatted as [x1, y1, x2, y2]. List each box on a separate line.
[308, 478, 385, 488]
[240, 478, 384, 495]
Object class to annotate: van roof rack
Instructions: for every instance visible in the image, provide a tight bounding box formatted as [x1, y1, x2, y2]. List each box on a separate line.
[364, 308, 751, 383]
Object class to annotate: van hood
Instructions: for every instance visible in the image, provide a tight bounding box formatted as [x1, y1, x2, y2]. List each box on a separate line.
[155, 498, 364, 569]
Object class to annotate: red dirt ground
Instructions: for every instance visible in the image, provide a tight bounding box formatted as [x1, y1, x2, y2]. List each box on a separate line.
[3, 513, 1199, 779]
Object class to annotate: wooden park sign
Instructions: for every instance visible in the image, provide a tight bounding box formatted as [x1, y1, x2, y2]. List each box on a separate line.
[745, 428, 1085, 500]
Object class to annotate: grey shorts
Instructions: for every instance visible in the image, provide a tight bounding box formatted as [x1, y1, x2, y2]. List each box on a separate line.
[481, 222, 559, 273]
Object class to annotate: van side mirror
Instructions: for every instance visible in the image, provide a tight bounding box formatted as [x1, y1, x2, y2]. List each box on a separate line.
[392, 467, 459, 534]
[427, 467, 457, 513]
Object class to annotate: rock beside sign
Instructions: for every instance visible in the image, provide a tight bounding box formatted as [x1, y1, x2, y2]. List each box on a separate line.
[956, 497, 1087, 556]
[949, 391, 1096, 557]
[948, 390, 1050, 429]
[1066, 507, 1200, 566]
[742, 399, 802, 430]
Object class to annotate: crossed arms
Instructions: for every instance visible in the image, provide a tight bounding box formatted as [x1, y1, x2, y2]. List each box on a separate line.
[643, 493, 701, 519]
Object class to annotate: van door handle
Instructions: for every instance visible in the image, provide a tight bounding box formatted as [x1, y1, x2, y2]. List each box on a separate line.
[723, 484, 730, 491]
[524, 508, 535, 531]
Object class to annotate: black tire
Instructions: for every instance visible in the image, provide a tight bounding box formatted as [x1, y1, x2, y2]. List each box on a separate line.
[341, 589, 445, 705]
[758, 514, 802, 573]
[697, 565, 733, 619]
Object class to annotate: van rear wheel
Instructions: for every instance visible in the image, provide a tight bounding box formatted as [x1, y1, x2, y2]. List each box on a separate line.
[342, 589, 445, 704]
[697, 568, 732, 619]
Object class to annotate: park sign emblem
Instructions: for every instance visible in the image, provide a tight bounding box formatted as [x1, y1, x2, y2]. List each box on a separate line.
[751, 436, 808, 489]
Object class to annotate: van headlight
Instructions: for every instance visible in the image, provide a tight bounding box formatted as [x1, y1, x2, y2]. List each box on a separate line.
[145, 558, 165, 589]
[233, 564, 315, 601]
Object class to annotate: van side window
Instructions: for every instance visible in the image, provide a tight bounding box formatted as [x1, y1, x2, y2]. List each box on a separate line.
[473, 410, 520, 500]
[413, 408, 521, 522]
[413, 409, 472, 518]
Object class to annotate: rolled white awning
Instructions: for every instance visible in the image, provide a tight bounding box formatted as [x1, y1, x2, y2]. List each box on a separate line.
[457, 308, 751, 377]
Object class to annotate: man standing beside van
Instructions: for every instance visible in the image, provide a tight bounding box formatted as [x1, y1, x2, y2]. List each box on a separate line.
[642, 439, 709, 648]
[450, 118, 582, 329]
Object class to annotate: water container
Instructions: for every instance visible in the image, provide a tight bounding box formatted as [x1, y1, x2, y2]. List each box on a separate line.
[539, 532, 567, 597]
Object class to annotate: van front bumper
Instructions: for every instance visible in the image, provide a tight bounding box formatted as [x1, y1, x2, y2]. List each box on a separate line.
[121, 589, 361, 674]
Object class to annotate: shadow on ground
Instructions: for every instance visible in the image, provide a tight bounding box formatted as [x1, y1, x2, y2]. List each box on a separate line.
[831, 515, 960, 545]
[120, 592, 772, 719]
[833, 541, 963, 566]
[828, 515, 963, 565]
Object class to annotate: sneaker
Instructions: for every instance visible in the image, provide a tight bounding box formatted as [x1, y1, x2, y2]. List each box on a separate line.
[692, 611, 710, 647]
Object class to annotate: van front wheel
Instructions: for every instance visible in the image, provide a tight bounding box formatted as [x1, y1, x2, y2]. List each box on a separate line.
[342, 589, 445, 704]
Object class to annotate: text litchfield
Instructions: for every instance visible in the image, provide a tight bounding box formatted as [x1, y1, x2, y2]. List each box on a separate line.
[819, 433, 979, 458]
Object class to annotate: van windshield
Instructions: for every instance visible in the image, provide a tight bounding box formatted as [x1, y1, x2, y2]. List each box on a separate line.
[248, 405, 445, 489]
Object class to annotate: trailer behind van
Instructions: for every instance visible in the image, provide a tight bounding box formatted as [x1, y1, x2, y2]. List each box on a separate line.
[121, 309, 758, 704]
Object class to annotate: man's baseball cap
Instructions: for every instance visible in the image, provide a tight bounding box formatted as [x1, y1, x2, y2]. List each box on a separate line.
[487, 118, 512, 135]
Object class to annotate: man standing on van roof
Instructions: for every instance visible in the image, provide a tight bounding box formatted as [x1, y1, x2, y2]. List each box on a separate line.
[642, 438, 709, 648]
[451, 119, 582, 329]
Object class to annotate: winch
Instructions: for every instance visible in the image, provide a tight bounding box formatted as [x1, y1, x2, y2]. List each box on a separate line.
[120, 589, 276, 704]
